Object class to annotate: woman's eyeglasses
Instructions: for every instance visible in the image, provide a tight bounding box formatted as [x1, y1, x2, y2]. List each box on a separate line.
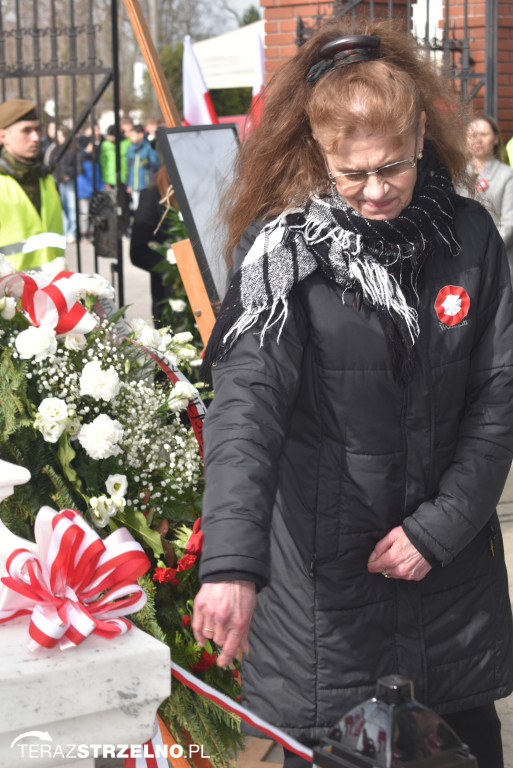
[327, 139, 418, 189]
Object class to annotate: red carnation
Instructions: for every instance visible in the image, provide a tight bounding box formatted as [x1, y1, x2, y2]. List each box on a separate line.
[185, 517, 204, 557]
[153, 567, 179, 586]
[191, 649, 217, 672]
[181, 614, 191, 628]
[176, 553, 197, 572]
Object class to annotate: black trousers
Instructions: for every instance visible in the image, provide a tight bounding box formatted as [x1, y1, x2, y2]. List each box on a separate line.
[283, 702, 503, 768]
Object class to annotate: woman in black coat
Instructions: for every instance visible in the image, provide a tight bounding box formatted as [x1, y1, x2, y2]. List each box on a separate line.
[192, 19, 513, 768]
[129, 166, 176, 325]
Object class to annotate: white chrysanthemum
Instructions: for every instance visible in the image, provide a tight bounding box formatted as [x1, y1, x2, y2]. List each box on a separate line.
[80, 360, 120, 401]
[63, 333, 87, 351]
[106, 473, 128, 497]
[15, 325, 57, 362]
[169, 298, 186, 312]
[77, 414, 124, 460]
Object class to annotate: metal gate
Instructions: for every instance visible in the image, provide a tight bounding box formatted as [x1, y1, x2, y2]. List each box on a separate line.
[0, 0, 125, 302]
[296, 0, 498, 118]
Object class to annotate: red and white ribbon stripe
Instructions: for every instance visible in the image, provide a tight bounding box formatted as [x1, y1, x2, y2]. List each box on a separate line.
[0, 269, 97, 335]
[124, 718, 169, 768]
[171, 661, 314, 763]
[0, 506, 150, 651]
[141, 346, 206, 458]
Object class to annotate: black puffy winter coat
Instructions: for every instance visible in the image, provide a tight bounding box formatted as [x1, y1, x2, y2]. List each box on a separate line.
[199, 195, 513, 743]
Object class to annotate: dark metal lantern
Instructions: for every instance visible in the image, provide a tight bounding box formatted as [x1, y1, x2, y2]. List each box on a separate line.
[312, 675, 478, 767]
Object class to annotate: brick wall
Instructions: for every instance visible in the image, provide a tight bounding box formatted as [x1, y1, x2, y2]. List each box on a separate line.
[260, 0, 513, 140]
[261, 0, 409, 78]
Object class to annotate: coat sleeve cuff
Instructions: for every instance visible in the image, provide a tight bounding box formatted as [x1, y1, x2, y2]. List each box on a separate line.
[200, 571, 267, 592]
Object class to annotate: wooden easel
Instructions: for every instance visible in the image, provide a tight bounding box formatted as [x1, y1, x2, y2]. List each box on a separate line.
[120, 8, 280, 768]
[123, 0, 217, 346]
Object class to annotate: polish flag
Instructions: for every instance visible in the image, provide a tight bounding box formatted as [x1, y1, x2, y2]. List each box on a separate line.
[247, 32, 265, 132]
[182, 35, 218, 125]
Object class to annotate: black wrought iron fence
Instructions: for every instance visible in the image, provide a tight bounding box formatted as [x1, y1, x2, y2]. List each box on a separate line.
[295, 0, 497, 117]
[0, 0, 124, 302]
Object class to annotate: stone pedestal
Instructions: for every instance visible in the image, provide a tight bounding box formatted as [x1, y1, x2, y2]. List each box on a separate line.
[0, 617, 171, 768]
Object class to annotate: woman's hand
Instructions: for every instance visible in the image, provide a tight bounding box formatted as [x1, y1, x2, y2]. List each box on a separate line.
[192, 580, 257, 667]
[367, 526, 432, 581]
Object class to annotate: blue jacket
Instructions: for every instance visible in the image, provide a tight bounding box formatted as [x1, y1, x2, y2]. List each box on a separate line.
[76, 153, 104, 199]
[126, 139, 160, 192]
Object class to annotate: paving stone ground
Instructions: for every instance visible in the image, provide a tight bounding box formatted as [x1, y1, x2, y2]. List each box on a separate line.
[77, 240, 513, 765]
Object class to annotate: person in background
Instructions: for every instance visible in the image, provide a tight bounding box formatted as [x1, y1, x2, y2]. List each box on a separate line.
[126, 123, 160, 213]
[99, 124, 131, 235]
[192, 19, 513, 768]
[466, 113, 513, 275]
[77, 134, 104, 239]
[40, 118, 56, 162]
[49, 125, 80, 244]
[0, 98, 64, 269]
[129, 165, 178, 325]
[144, 115, 163, 150]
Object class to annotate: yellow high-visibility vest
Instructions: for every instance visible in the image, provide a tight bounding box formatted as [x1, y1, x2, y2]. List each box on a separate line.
[0, 174, 65, 270]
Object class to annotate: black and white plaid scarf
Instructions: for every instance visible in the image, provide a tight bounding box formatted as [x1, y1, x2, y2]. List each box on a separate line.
[202, 149, 460, 385]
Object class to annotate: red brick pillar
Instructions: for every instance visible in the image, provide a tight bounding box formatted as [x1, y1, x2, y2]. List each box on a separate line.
[498, 1, 513, 139]
[441, 0, 513, 138]
[261, 0, 410, 80]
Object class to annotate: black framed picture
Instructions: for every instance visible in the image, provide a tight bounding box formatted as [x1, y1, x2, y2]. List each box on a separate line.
[157, 124, 240, 307]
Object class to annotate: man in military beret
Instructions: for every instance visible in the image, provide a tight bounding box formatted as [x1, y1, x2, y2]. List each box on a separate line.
[0, 98, 64, 270]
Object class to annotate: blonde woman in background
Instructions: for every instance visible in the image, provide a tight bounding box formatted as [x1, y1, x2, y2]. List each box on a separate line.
[466, 114, 513, 275]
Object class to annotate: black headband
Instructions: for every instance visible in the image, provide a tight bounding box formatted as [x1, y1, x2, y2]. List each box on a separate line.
[307, 34, 381, 84]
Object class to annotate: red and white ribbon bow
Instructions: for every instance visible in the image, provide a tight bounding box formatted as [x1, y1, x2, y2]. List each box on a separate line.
[0, 270, 97, 335]
[0, 506, 150, 651]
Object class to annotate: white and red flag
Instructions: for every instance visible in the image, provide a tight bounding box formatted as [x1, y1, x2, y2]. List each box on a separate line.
[182, 35, 219, 125]
[250, 31, 265, 124]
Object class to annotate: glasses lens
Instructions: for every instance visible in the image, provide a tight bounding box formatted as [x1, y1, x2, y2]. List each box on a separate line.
[379, 159, 415, 179]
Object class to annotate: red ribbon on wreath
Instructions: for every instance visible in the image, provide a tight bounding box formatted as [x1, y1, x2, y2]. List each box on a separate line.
[0, 270, 97, 335]
[0, 506, 150, 651]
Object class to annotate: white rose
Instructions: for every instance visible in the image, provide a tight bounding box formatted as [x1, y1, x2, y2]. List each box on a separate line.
[173, 381, 196, 400]
[80, 360, 120, 401]
[39, 257, 67, 281]
[106, 473, 128, 497]
[168, 381, 195, 412]
[77, 414, 124, 460]
[89, 495, 118, 528]
[173, 331, 193, 344]
[64, 333, 87, 351]
[0, 296, 16, 319]
[0, 254, 15, 277]
[37, 419, 67, 443]
[34, 397, 69, 443]
[69, 272, 115, 300]
[66, 417, 82, 437]
[127, 317, 161, 348]
[15, 325, 57, 362]
[37, 397, 68, 422]
[169, 299, 186, 312]
[177, 346, 197, 361]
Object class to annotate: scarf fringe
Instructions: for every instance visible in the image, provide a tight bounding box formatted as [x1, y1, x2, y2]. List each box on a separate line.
[347, 257, 420, 344]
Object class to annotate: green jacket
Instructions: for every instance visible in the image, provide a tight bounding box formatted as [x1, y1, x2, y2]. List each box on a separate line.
[99, 137, 130, 186]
